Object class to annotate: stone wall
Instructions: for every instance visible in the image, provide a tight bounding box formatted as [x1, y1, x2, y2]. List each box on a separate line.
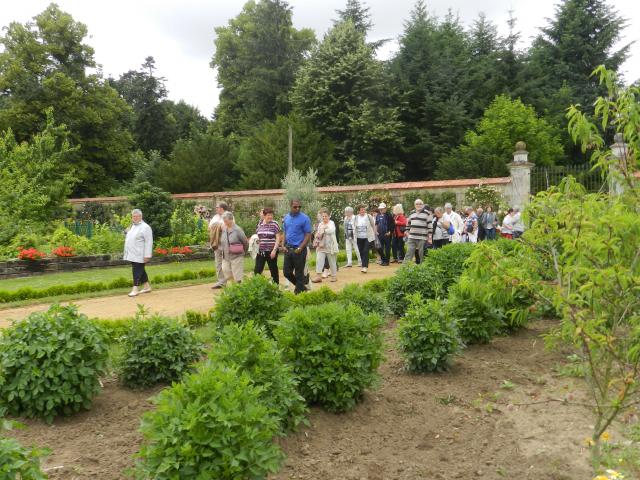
[0, 251, 213, 280]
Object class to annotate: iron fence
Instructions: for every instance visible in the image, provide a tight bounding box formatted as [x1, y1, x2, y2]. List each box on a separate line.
[530, 164, 606, 195]
[64, 220, 94, 238]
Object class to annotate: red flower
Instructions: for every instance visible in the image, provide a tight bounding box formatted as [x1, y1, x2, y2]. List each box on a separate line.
[169, 246, 193, 255]
[52, 246, 75, 257]
[17, 248, 46, 261]
[154, 247, 169, 256]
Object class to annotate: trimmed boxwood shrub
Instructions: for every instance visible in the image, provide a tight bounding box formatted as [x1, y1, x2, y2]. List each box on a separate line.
[119, 316, 203, 388]
[424, 242, 476, 287]
[214, 275, 288, 334]
[398, 294, 461, 373]
[445, 286, 503, 344]
[135, 364, 283, 479]
[207, 322, 307, 432]
[338, 283, 387, 316]
[275, 302, 384, 412]
[0, 305, 109, 423]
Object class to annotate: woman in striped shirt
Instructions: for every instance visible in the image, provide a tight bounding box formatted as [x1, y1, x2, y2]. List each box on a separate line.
[254, 207, 281, 284]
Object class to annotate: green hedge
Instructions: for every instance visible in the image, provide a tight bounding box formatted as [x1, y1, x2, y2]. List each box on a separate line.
[0, 269, 216, 303]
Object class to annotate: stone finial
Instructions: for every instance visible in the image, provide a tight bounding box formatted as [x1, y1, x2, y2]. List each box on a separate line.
[512, 141, 529, 164]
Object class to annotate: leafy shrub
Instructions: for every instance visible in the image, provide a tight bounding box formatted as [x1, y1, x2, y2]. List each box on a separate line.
[49, 224, 92, 255]
[387, 263, 448, 316]
[423, 242, 476, 287]
[119, 316, 203, 388]
[338, 283, 387, 316]
[88, 223, 124, 254]
[445, 286, 502, 344]
[182, 309, 213, 328]
[398, 294, 462, 373]
[0, 268, 216, 303]
[207, 322, 307, 432]
[128, 181, 174, 238]
[284, 286, 338, 308]
[0, 417, 48, 480]
[214, 275, 288, 334]
[0, 305, 108, 423]
[135, 364, 283, 479]
[91, 317, 134, 343]
[275, 303, 384, 412]
[362, 278, 390, 293]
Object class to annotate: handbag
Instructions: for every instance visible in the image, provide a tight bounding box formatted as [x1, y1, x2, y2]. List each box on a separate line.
[227, 231, 245, 254]
[447, 223, 455, 235]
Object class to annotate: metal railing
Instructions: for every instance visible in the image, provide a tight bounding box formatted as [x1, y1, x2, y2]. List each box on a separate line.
[531, 164, 606, 194]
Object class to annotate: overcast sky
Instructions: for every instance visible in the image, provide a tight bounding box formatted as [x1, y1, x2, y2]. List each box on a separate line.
[2, 0, 639, 117]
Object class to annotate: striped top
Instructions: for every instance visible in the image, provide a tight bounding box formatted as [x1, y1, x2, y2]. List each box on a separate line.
[256, 221, 280, 252]
[407, 209, 432, 240]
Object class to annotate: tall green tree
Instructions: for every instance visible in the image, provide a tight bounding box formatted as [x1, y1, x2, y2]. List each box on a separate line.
[436, 95, 563, 179]
[390, 3, 472, 179]
[0, 3, 134, 195]
[521, 0, 631, 162]
[237, 113, 336, 189]
[152, 130, 239, 194]
[0, 109, 76, 242]
[292, 20, 402, 182]
[334, 0, 372, 35]
[211, 0, 315, 136]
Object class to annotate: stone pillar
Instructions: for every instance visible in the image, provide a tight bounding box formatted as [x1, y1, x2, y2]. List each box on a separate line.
[508, 141, 535, 210]
[609, 133, 629, 196]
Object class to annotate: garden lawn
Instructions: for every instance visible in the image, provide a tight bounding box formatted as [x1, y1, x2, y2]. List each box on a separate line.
[0, 259, 221, 292]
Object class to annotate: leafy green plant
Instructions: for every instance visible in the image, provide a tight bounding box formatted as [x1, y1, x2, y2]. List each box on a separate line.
[135, 363, 284, 479]
[0, 415, 48, 480]
[275, 303, 384, 412]
[207, 322, 307, 432]
[88, 223, 125, 254]
[91, 317, 134, 343]
[214, 275, 288, 334]
[338, 283, 387, 316]
[0, 304, 108, 423]
[50, 223, 92, 254]
[446, 285, 503, 344]
[398, 294, 462, 373]
[284, 286, 338, 308]
[128, 181, 174, 238]
[182, 309, 213, 328]
[119, 316, 203, 388]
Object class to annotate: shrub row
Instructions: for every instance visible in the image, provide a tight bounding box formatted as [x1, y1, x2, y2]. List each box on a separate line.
[0, 268, 216, 303]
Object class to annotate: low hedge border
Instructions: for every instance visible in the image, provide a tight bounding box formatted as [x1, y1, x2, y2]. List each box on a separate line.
[0, 269, 216, 303]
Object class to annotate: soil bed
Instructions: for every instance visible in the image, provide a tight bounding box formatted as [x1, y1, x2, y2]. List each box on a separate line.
[9, 319, 596, 480]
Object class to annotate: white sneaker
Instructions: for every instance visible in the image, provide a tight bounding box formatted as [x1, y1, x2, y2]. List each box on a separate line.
[361, 267, 367, 273]
[140, 288, 152, 294]
[128, 289, 139, 297]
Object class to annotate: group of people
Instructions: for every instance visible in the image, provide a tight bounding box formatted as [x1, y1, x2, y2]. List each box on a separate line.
[122, 198, 525, 297]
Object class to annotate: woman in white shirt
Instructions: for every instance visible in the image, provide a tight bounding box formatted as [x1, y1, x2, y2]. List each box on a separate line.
[355, 205, 376, 273]
[312, 208, 339, 283]
[123, 209, 153, 297]
[501, 208, 515, 239]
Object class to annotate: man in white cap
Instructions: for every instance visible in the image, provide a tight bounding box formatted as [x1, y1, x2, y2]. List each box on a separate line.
[375, 202, 395, 266]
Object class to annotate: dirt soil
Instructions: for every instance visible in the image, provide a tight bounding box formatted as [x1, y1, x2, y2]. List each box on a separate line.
[0, 263, 400, 328]
[8, 319, 597, 480]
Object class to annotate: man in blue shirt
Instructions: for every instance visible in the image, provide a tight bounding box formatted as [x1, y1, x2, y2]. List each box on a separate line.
[280, 199, 312, 294]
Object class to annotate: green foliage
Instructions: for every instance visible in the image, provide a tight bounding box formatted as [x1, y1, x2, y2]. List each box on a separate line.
[169, 202, 207, 246]
[128, 181, 174, 237]
[387, 242, 475, 316]
[465, 184, 508, 210]
[119, 315, 203, 388]
[275, 303, 384, 412]
[399, 191, 457, 211]
[292, 19, 403, 179]
[0, 417, 48, 480]
[0, 268, 216, 303]
[458, 241, 538, 332]
[182, 309, 213, 328]
[0, 4, 134, 196]
[88, 223, 125, 254]
[214, 275, 288, 334]
[436, 95, 564, 179]
[446, 285, 502, 344]
[238, 113, 337, 189]
[398, 294, 462, 373]
[207, 322, 307, 432]
[135, 363, 283, 479]
[49, 224, 92, 254]
[91, 317, 134, 343]
[0, 305, 108, 423]
[277, 168, 320, 219]
[284, 286, 338, 308]
[212, 0, 315, 135]
[154, 130, 239, 194]
[0, 111, 76, 243]
[337, 283, 387, 316]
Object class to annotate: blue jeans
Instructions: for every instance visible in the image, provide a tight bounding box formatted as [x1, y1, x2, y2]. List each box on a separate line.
[378, 235, 391, 264]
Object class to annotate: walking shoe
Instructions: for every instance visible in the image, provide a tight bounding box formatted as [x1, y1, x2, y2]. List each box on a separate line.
[311, 274, 323, 283]
[140, 288, 152, 294]
[329, 276, 337, 282]
[128, 288, 139, 297]
[361, 267, 368, 273]
[345, 264, 353, 268]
